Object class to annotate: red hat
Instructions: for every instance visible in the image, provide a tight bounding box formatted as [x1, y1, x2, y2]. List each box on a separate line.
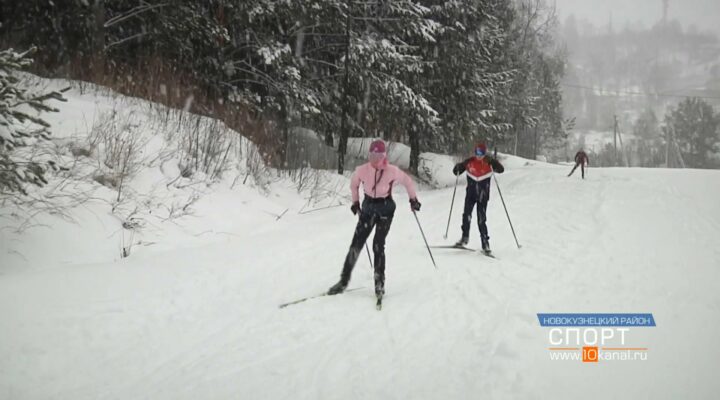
[369, 139, 386, 153]
[475, 143, 487, 156]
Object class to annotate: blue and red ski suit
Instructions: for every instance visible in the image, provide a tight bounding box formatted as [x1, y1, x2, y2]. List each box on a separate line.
[452, 156, 505, 246]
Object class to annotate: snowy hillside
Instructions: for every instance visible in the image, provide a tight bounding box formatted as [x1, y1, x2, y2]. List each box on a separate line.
[2, 80, 720, 399]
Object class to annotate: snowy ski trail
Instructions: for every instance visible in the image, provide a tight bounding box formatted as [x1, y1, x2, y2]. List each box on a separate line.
[2, 166, 720, 399]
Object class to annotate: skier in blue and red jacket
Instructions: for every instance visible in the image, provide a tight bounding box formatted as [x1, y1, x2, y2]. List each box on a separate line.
[452, 143, 504, 253]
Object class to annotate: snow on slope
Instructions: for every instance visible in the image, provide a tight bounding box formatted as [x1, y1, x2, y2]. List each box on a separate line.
[0, 76, 352, 272]
[2, 81, 720, 399]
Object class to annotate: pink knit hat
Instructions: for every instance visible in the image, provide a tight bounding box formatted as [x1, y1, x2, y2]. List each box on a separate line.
[369, 139, 386, 153]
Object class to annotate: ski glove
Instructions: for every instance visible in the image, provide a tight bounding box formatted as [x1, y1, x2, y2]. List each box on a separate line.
[351, 202, 361, 215]
[452, 163, 465, 176]
[487, 157, 505, 173]
[410, 198, 421, 211]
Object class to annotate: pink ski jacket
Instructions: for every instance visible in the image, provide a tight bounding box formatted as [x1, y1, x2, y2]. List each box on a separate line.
[350, 160, 417, 202]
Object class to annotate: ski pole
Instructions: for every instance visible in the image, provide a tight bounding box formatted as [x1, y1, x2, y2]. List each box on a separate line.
[360, 214, 373, 269]
[412, 210, 437, 269]
[365, 243, 373, 269]
[443, 175, 459, 239]
[492, 174, 521, 249]
[298, 203, 346, 215]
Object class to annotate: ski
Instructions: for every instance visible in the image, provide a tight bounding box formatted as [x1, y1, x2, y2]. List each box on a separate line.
[430, 245, 476, 252]
[481, 250, 497, 259]
[279, 287, 364, 309]
[430, 244, 498, 259]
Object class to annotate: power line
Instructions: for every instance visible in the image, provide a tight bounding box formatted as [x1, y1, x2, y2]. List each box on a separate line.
[561, 83, 720, 101]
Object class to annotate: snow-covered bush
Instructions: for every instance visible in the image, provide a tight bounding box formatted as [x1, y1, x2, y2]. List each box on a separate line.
[177, 114, 239, 181]
[87, 109, 146, 202]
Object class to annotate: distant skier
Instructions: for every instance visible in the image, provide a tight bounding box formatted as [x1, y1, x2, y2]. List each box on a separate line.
[328, 139, 421, 298]
[568, 149, 589, 179]
[452, 143, 504, 255]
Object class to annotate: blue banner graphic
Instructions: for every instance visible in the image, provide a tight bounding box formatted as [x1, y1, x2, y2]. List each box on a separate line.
[537, 313, 656, 327]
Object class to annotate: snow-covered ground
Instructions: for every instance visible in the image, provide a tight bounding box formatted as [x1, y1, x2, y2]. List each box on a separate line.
[2, 79, 720, 399]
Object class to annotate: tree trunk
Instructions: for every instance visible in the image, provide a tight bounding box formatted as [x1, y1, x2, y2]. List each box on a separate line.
[337, 0, 353, 174]
[665, 129, 671, 167]
[409, 118, 420, 176]
[324, 130, 333, 147]
[92, 0, 105, 79]
[533, 125, 538, 160]
[279, 96, 289, 168]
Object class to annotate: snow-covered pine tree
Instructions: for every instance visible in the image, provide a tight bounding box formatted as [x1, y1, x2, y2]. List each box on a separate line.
[4, 0, 567, 169]
[417, 0, 515, 156]
[532, 51, 566, 158]
[344, 0, 440, 174]
[246, 0, 440, 173]
[0, 48, 67, 195]
[301, 0, 440, 174]
[218, 1, 323, 167]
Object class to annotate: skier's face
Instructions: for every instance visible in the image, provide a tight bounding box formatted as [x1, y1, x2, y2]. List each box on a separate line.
[369, 152, 386, 168]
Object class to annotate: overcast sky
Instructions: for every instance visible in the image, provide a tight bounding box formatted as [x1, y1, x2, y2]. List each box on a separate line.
[552, 0, 720, 35]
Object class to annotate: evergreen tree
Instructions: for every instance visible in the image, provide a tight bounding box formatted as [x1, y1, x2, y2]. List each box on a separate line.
[3, 0, 570, 174]
[664, 97, 720, 168]
[418, 0, 514, 156]
[0, 48, 67, 195]
[498, 0, 566, 159]
[633, 108, 662, 167]
[278, 0, 440, 173]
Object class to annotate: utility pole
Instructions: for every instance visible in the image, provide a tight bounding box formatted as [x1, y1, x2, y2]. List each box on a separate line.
[664, 124, 686, 168]
[613, 115, 619, 166]
[616, 117, 629, 167]
[665, 126, 671, 167]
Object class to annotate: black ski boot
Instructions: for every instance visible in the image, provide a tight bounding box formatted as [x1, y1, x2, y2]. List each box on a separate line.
[455, 237, 469, 248]
[374, 271, 385, 296]
[375, 281, 385, 297]
[327, 280, 348, 295]
[374, 280, 384, 310]
[481, 238, 492, 256]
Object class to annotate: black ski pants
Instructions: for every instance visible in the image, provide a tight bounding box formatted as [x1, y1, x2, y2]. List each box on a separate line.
[340, 197, 396, 288]
[568, 162, 585, 178]
[461, 181, 490, 244]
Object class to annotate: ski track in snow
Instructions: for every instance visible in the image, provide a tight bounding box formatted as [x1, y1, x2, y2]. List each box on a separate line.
[2, 165, 720, 399]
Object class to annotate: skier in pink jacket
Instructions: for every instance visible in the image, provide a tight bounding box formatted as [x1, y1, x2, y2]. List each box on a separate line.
[328, 139, 421, 297]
